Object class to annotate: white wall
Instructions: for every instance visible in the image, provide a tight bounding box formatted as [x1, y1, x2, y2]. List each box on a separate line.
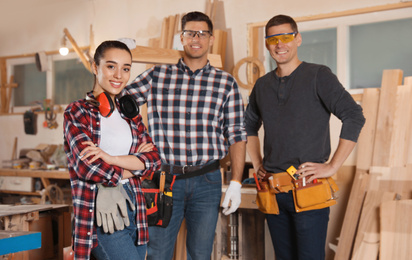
[0, 0, 400, 164]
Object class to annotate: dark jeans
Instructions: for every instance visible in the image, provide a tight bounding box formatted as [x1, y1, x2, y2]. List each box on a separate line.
[266, 191, 330, 260]
[147, 169, 222, 260]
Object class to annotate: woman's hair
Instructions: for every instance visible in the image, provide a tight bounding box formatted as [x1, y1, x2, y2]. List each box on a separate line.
[181, 11, 213, 32]
[93, 40, 132, 66]
[265, 15, 299, 36]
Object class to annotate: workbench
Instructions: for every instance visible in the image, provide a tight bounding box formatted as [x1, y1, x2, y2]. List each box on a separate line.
[0, 168, 69, 196]
[0, 204, 71, 260]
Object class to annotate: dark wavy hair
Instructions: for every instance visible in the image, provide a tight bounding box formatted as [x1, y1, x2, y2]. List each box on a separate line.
[265, 15, 298, 36]
[181, 11, 213, 33]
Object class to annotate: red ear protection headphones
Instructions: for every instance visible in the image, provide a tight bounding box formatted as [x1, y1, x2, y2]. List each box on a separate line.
[86, 92, 140, 119]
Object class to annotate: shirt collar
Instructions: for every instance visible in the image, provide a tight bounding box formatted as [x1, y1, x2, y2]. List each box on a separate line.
[177, 58, 212, 75]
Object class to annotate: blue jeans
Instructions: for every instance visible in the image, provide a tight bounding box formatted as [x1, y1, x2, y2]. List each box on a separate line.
[147, 169, 222, 260]
[92, 182, 147, 260]
[266, 191, 330, 260]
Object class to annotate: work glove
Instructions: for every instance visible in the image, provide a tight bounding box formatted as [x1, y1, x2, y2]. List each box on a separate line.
[95, 183, 135, 233]
[221, 180, 242, 215]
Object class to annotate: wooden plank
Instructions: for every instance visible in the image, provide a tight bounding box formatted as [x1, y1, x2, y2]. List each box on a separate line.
[167, 15, 176, 49]
[389, 85, 412, 166]
[131, 45, 222, 68]
[351, 190, 396, 260]
[404, 77, 412, 165]
[354, 88, 380, 171]
[174, 14, 181, 33]
[160, 17, 169, 49]
[211, 30, 227, 67]
[372, 69, 403, 167]
[369, 166, 412, 199]
[380, 200, 412, 260]
[210, 0, 218, 24]
[145, 37, 161, 70]
[0, 58, 7, 113]
[205, 0, 212, 19]
[247, 24, 262, 84]
[334, 169, 370, 260]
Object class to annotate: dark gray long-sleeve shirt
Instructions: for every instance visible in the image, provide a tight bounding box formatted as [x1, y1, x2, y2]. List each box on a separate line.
[245, 62, 365, 173]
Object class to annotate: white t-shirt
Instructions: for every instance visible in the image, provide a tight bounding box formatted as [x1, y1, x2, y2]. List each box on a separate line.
[99, 108, 132, 183]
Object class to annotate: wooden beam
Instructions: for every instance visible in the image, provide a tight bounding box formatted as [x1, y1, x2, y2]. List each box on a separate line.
[63, 28, 91, 73]
[130, 45, 222, 68]
[372, 70, 403, 167]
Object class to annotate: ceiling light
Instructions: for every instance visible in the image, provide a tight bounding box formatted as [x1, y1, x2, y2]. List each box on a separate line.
[59, 36, 69, 56]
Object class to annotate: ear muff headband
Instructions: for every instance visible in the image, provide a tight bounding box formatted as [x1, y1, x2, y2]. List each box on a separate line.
[86, 93, 139, 119]
[118, 95, 140, 119]
[96, 92, 115, 117]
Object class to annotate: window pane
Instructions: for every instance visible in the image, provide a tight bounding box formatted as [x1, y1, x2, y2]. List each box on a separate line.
[299, 28, 337, 74]
[54, 59, 94, 104]
[14, 63, 46, 106]
[267, 28, 337, 74]
[350, 18, 412, 89]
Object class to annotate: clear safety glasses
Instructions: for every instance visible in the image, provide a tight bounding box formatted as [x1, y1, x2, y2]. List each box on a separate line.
[181, 30, 212, 39]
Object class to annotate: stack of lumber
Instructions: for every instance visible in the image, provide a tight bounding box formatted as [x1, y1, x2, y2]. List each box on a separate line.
[334, 69, 412, 260]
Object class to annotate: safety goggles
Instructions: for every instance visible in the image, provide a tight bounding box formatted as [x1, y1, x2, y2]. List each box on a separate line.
[182, 30, 212, 39]
[265, 32, 297, 45]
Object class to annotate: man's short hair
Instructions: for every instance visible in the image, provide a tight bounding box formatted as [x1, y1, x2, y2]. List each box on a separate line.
[265, 15, 298, 36]
[181, 11, 213, 32]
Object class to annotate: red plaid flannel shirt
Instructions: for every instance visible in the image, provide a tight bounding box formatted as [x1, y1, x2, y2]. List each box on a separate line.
[64, 92, 161, 259]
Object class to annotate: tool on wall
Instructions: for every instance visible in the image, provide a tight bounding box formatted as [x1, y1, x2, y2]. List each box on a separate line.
[42, 99, 60, 129]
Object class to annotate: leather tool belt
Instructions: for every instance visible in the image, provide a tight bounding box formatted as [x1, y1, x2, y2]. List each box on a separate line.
[160, 161, 220, 180]
[255, 170, 339, 214]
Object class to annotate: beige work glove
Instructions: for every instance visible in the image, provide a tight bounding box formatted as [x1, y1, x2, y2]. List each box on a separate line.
[95, 183, 135, 233]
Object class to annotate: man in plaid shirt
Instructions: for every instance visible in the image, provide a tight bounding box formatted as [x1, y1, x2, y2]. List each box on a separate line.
[126, 11, 247, 260]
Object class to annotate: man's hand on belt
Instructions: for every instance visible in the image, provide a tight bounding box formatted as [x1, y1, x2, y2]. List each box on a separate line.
[222, 180, 242, 215]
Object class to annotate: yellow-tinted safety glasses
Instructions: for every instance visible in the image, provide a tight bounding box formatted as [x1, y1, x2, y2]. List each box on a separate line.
[265, 32, 297, 45]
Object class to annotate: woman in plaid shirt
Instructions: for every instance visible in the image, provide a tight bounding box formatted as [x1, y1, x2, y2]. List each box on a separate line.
[64, 41, 161, 259]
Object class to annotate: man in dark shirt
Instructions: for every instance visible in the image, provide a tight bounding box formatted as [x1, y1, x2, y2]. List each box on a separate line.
[245, 14, 365, 260]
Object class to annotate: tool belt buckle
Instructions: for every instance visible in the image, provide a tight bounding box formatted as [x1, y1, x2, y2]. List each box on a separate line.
[182, 165, 190, 174]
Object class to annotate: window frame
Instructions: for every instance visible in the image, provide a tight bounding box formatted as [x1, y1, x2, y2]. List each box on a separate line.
[7, 52, 88, 113]
[249, 3, 412, 91]
[295, 7, 412, 89]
